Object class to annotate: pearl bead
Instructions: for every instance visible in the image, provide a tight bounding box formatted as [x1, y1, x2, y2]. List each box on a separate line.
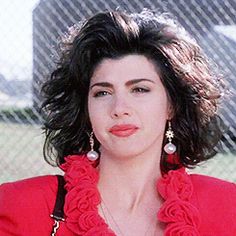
[164, 143, 176, 154]
[87, 150, 99, 161]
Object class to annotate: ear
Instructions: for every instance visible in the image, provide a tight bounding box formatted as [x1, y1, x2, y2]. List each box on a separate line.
[167, 103, 174, 120]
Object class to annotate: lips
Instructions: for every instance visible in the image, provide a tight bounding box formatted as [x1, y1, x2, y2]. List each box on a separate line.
[109, 124, 139, 137]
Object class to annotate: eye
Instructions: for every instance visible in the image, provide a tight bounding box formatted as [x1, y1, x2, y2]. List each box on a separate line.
[93, 90, 110, 97]
[132, 87, 150, 93]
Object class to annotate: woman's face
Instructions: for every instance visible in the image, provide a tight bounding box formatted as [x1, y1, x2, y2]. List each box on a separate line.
[88, 54, 171, 159]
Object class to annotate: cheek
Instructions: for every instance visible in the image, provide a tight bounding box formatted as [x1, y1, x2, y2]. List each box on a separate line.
[143, 101, 168, 139]
[143, 97, 169, 119]
[88, 98, 97, 129]
[88, 106, 98, 129]
[88, 101, 108, 139]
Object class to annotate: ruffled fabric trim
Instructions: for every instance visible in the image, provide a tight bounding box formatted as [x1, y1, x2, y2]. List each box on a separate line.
[60, 155, 115, 235]
[60, 155, 200, 235]
[157, 168, 201, 235]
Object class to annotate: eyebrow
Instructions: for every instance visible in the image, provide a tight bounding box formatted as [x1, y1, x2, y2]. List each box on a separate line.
[90, 78, 155, 90]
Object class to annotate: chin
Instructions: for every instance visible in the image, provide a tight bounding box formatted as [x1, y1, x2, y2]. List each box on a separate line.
[107, 148, 147, 160]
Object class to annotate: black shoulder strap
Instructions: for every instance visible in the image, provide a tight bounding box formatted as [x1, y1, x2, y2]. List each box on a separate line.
[51, 175, 66, 221]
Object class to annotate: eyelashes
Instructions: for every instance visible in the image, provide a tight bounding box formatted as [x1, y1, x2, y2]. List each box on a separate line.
[93, 91, 110, 97]
[92, 87, 151, 98]
[132, 87, 150, 93]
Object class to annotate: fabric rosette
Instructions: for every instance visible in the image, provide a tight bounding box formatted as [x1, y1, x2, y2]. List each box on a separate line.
[157, 168, 193, 201]
[64, 183, 100, 218]
[61, 155, 201, 235]
[84, 225, 115, 236]
[61, 155, 99, 191]
[157, 168, 201, 235]
[61, 155, 115, 235]
[165, 222, 200, 236]
[158, 198, 200, 226]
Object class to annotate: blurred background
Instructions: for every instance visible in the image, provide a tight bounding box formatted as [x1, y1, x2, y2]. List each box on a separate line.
[0, 0, 236, 184]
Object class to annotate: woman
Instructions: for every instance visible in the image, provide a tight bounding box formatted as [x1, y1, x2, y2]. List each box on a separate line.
[1, 9, 236, 236]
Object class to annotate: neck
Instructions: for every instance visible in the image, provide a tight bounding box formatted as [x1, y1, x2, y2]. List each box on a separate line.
[97, 149, 162, 213]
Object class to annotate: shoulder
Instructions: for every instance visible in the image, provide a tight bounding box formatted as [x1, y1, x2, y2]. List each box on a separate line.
[0, 175, 60, 235]
[190, 173, 236, 234]
[190, 173, 236, 213]
[190, 173, 236, 200]
[0, 175, 58, 205]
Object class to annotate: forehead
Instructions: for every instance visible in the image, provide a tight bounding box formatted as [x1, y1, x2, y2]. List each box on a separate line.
[90, 54, 161, 84]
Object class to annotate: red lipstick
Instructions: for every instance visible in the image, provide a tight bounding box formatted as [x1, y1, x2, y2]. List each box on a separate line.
[109, 124, 138, 137]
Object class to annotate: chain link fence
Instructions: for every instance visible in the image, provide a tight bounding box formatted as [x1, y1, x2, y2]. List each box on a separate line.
[1, 0, 236, 183]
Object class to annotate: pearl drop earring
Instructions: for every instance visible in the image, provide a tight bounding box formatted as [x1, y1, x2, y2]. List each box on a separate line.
[86, 131, 99, 161]
[164, 121, 176, 154]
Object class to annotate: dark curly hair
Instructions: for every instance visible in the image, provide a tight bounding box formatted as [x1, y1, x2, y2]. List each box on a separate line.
[41, 9, 226, 173]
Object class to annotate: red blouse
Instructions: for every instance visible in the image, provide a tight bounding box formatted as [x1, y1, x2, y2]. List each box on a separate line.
[0, 155, 236, 235]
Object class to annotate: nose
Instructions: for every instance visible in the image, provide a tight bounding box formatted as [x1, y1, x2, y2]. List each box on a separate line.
[110, 95, 132, 119]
